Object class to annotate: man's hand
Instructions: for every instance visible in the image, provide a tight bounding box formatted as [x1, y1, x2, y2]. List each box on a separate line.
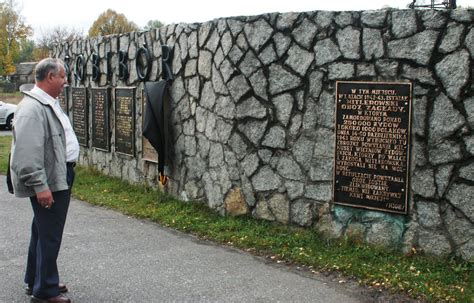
[36, 190, 54, 209]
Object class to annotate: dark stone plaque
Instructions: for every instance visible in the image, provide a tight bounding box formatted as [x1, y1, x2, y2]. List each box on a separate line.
[91, 88, 110, 151]
[71, 87, 88, 146]
[115, 87, 135, 156]
[58, 86, 69, 114]
[333, 81, 412, 215]
[141, 89, 158, 163]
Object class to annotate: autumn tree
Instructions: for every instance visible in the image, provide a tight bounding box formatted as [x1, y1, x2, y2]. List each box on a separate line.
[0, 0, 32, 76]
[143, 19, 164, 31]
[88, 9, 139, 37]
[34, 26, 83, 60]
[17, 38, 34, 62]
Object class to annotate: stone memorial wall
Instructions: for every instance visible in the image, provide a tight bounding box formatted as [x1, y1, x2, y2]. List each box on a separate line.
[52, 8, 474, 260]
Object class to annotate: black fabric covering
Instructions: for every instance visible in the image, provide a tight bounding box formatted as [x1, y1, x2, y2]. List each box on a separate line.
[143, 81, 170, 175]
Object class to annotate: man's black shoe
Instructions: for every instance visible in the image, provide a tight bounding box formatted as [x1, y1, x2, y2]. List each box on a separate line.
[25, 283, 68, 296]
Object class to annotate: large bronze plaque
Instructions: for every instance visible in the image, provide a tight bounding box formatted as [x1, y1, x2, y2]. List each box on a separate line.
[58, 86, 69, 114]
[71, 87, 88, 146]
[141, 89, 158, 163]
[115, 88, 135, 156]
[91, 88, 110, 151]
[333, 81, 412, 215]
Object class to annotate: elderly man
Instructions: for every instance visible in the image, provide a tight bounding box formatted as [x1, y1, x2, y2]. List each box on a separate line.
[10, 58, 79, 303]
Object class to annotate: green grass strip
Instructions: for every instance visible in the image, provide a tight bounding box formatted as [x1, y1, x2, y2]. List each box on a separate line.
[0, 135, 11, 174]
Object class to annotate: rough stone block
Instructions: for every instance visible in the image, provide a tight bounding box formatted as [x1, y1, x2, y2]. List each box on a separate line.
[236, 97, 266, 119]
[465, 97, 474, 127]
[411, 168, 436, 198]
[363, 28, 384, 60]
[464, 135, 474, 156]
[239, 51, 261, 77]
[252, 166, 282, 192]
[435, 49, 470, 100]
[305, 183, 332, 202]
[276, 155, 303, 181]
[336, 26, 360, 60]
[388, 30, 439, 65]
[335, 12, 358, 27]
[225, 187, 249, 216]
[366, 220, 404, 247]
[314, 38, 341, 66]
[316, 212, 343, 238]
[428, 140, 462, 165]
[391, 10, 417, 39]
[309, 158, 333, 181]
[262, 126, 286, 149]
[418, 230, 452, 256]
[244, 19, 273, 52]
[285, 181, 304, 200]
[444, 206, 474, 251]
[249, 69, 268, 101]
[268, 64, 302, 95]
[328, 63, 355, 80]
[272, 94, 293, 127]
[428, 93, 465, 143]
[285, 44, 314, 76]
[254, 199, 275, 221]
[439, 22, 464, 54]
[361, 10, 387, 28]
[293, 135, 315, 168]
[421, 10, 447, 29]
[334, 205, 355, 225]
[276, 12, 299, 31]
[416, 201, 441, 228]
[459, 162, 474, 181]
[291, 199, 314, 227]
[446, 183, 474, 221]
[268, 193, 289, 224]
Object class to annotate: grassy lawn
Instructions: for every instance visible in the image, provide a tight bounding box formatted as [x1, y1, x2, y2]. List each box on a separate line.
[1, 135, 472, 302]
[0, 135, 11, 174]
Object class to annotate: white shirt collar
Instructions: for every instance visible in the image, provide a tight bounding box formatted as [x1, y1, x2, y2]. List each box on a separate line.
[30, 85, 58, 105]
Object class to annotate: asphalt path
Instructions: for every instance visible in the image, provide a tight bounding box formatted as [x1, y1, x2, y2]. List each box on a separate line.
[0, 174, 375, 303]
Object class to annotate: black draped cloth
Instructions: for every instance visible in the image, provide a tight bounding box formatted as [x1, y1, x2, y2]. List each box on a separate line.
[143, 81, 170, 183]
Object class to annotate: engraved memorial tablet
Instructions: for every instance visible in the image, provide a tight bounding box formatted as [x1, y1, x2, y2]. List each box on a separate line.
[91, 88, 110, 151]
[71, 87, 88, 146]
[333, 81, 412, 214]
[58, 86, 69, 114]
[141, 89, 158, 163]
[115, 88, 135, 156]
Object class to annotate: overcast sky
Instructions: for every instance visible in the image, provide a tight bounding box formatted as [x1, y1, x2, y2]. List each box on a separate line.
[16, 0, 471, 39]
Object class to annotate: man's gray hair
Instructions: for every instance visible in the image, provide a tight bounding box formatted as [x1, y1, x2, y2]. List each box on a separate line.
[35, 58, 64, 82]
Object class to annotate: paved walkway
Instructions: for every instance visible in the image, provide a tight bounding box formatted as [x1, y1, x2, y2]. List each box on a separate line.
[0, 175, 371, 302]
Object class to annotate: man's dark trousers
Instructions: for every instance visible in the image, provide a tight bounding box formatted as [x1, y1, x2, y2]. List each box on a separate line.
[24, 164, 75, 299]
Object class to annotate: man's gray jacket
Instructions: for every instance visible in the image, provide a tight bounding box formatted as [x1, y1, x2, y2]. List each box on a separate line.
[10, 91, 68, 198]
